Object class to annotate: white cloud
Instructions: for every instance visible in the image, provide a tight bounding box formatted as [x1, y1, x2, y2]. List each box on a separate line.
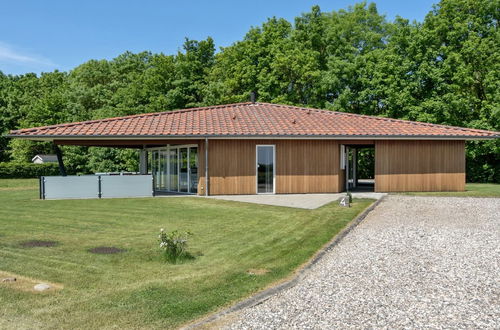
[0, 41, 55, 67]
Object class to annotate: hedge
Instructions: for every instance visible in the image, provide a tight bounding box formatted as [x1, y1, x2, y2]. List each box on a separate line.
[0, 162, 61, 178]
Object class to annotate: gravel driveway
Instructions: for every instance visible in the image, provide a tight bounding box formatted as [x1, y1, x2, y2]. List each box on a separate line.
[223, 196, 500, 329]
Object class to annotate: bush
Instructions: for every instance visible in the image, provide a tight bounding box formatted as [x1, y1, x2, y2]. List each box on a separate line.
[0, 162, 60, 178]
[158, 228, 193, 264]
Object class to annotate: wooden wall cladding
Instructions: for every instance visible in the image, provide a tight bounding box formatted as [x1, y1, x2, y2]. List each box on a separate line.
[275, 140, 340, 194]
[205, 139, 342, 195]
[197, 140, 206, 195]
[375, 140, 465, 192]
[207, 140, 256, 195]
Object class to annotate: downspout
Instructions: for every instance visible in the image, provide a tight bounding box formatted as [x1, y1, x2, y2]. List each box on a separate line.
[205, 137, 209, 196]
[53, 143, 67, 176]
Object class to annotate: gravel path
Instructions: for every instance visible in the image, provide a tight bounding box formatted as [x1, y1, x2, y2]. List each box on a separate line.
[223, 196, 500, 329]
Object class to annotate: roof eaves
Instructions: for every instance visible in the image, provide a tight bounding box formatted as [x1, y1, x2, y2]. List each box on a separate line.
[5, 133, 499, 140]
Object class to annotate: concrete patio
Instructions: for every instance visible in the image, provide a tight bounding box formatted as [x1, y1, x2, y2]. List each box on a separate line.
[206, 192, 386, 209]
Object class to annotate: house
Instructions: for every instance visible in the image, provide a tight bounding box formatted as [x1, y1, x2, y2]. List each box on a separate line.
[31, 154, 58, 164]
[8, 102, 499, 196]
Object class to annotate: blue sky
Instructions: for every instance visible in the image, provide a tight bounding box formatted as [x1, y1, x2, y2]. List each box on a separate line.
[0, 0, 436, 75]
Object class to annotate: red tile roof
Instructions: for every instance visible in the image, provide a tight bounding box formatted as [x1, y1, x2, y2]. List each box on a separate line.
[8, 102, 499, 139]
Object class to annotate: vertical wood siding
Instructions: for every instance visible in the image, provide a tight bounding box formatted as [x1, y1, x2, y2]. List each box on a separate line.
[207, 140, 257, 195]
[374, 140, 465, 192]
[197, 140, 206, 195]
[275, 140, 340, 194]
[205, 139, 342, 195]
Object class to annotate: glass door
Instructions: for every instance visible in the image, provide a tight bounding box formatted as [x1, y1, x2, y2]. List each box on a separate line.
[168, 148, 178, 191]
[152, 150, 160, 191]
[256, 145, 275, 194]
[345, 146, 357, 191]
[150, 145, 198, 194]
[159, 150, 168, 190]
[153, 150, 168, 192]
[189, 147, 198, 194]
[179, 148, 189, 193]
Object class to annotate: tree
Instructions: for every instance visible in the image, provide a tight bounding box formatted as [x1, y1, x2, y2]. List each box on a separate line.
[387, 0, 500, 181]
[1, 1, 498, 182]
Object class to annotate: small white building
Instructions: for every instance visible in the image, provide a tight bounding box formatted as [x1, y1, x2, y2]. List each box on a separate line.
[32, 154, 58, 164]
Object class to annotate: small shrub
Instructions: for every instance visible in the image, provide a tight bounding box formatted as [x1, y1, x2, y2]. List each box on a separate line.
[347, 191, 353, 203]
[158, 228, 193, 263]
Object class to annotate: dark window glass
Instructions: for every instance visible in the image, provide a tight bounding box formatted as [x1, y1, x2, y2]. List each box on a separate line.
[257, 146, 274, 193]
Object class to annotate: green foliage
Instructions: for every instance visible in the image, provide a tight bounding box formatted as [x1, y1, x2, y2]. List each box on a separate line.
[0, 162, 60, 178]
[0, 0, 498, 182]
[158, 228, 193, 263]
[9, 139, 53, 163]
[357, 149, 375, 179]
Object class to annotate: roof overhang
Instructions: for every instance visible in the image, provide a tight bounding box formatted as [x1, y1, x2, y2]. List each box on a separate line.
[6, 102, 499, 141]
[6, 134, 498, 141]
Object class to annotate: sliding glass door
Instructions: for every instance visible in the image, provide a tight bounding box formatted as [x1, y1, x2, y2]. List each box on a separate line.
[152, 150, 168, 191]
[168, 148, 178, 191]
[256, 145, 275, 194]
[151, 145, 198, 194]
[179, 148, 189, 193]
[189, 147, 198, 193]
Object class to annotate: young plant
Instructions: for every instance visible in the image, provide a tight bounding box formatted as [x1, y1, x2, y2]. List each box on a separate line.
[158, 228, 193, 263]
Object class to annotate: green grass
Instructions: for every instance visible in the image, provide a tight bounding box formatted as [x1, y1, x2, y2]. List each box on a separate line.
[397, 183, 500, 197]
[0, 179, 373, 329]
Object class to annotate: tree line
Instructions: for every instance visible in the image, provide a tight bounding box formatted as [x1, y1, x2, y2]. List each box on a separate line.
[0, 0, 498, 182]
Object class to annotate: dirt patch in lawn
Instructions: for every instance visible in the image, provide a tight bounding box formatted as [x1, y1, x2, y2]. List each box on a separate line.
[246, 268, 270, 275]
[88, 246, 126, 254]
[0, 271, 63, 293]
[20, 240, 58, 248]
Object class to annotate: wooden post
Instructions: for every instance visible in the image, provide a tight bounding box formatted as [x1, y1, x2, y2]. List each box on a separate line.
[139, 149, 148, 174]
[352, 147, 357, 188]
[205, 137, 209, 196]
[53, 143, 67, 176]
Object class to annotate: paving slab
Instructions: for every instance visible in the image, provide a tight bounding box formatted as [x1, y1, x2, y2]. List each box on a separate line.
[206, 193, 386, 209]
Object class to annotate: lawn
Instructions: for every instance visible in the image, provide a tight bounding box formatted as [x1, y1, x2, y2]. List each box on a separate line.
[0, 179, 373, 329]
[398, 183, 500, 197]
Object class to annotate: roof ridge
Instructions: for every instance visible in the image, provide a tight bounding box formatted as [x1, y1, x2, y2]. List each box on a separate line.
[255, 102, 496, 134]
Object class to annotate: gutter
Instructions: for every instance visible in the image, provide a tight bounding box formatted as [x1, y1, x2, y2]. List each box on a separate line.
[4, 134, 499, 141]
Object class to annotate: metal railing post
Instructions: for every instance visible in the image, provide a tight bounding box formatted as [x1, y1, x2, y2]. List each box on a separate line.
[152, 174, 155, 197]
[39, 176, 45, 200]
[98, 175, 102, 198]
